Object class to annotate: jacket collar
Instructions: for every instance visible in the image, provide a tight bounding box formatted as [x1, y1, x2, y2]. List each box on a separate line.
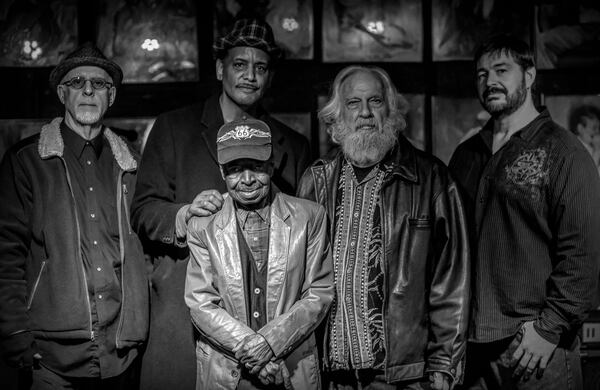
[38, 117, 137, 172]
[215, 190, 289, 231]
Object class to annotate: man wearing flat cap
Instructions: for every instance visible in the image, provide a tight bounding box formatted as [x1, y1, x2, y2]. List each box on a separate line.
[185, 118, 333, 390]
[0, 43, 149, 389]
[131, 17, 311, 390]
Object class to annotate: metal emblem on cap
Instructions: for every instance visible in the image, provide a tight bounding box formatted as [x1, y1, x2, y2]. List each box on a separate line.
[217, 125, 270, 143]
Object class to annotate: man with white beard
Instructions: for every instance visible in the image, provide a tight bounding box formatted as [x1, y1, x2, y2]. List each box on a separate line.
[297, 65, 470, 390]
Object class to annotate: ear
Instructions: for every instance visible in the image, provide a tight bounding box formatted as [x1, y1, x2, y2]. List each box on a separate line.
[576, 123, 585, 137]
[216, 59, 224, 81]
[525, 66, 536, 89]
[108, 86, 116, 107]
[57, 85, 65, 105]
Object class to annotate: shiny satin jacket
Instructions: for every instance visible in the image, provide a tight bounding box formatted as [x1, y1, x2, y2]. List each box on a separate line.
[185, 193, 334, 390]
[297, 135, 470, 384]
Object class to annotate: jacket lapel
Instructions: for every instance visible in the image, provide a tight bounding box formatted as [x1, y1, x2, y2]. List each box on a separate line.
[199, 94, 224, 166]
[266, 193, 290, 321]
[215, 197, 248, 324]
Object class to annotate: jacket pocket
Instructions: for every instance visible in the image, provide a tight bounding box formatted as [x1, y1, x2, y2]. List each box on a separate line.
[27, 260, 46, 310]
[392, 218, 431, 296]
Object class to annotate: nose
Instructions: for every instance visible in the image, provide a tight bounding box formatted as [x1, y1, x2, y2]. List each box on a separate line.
[240, 169, 254, 183]
[83, 79, 94, 96]
[243, 66, 256, 81]
[359, 101, 372, 118]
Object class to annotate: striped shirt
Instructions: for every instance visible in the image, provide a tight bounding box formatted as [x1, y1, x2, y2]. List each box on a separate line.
[449, 109, 600, 344]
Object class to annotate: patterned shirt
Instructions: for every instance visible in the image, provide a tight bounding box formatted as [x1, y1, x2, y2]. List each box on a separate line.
[329, 160, 392, 370]
[449, 109, 600, 344]
[236, 205, 270, 271]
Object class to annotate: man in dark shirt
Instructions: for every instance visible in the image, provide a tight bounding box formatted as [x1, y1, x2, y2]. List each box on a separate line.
[0, 43, 149, 389]
[449, 34, 600, 389]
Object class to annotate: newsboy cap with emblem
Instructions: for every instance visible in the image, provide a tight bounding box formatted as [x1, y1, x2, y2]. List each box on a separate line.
[213, 18, 282, 60]
[217, 118, 272, 165]
[49, 42, 123, 90]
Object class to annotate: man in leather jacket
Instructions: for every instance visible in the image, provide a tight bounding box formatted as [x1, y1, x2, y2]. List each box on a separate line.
[185, 118, 333, 389]
[297, 65, 470, 390]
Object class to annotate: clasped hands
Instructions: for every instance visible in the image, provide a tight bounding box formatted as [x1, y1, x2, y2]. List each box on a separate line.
[233, 333, 283, 386]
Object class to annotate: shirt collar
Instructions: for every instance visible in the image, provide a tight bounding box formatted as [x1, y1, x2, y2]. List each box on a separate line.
[61, 120, 104, 159]
[478, 108, 551, 151]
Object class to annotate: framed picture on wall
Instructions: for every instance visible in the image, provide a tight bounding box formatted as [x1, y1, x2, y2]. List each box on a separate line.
[96, 0, 199, 83]
[322, 0, 422, 62]
[432, 0, 530, 61]
[432, 96, 489, 165]
[0, 119, 48, 161]
[535, 3, 600, 69]
[270, 112, 311, 142]
[544, 94, 600, 175]
[102, 117, 156, 154]
[0, 0, 77, 66]
[214, 0, 314, 60]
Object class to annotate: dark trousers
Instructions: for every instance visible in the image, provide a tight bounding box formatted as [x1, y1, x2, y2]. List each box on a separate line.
[459, 336, 583, 390]
[326, 369, 430, 390]
[17, 359, 140, 390]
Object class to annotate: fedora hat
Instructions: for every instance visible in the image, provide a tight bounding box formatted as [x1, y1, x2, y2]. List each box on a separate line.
[213, 18, 282, 60]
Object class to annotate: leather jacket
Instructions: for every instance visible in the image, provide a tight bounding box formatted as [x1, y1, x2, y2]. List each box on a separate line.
[185, 193, 334, 389]
[297, 135, 470, 383]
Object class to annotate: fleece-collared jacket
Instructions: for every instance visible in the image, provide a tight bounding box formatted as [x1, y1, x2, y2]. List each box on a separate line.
[0, 118, 149, 367]
[297, 135, 470, 384]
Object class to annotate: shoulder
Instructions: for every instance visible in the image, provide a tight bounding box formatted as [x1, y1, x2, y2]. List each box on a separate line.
[263, 116, 309, 146]
[277, 192, 325, 217]
[152, 102, 205, 131]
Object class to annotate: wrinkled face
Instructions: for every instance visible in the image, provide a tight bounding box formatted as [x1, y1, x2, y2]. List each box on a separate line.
[57, 66, 115, 126]
[340, 71, 389, 132]
[333, 71, 398, 167]
[221, 158, 272, 207]
[216, 46, 272, 109]
[476, 53, 532, 117]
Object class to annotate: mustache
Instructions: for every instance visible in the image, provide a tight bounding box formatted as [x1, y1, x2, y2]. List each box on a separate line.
[355, 119, 377, 128]
[483, 86, 507, 99]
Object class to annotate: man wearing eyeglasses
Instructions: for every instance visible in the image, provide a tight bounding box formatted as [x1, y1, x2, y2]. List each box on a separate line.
[185, 118, 333, 390]
[0, 43, 149, 389]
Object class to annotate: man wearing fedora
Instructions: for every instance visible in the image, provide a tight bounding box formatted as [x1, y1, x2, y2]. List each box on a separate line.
[185, 118, 333, 390]
[0, 43, 149, 389]
[131, 17, 310, 390]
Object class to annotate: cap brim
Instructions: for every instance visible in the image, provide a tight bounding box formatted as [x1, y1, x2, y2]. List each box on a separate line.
[49, 57, 123, 89]
[218, 145, 272, 165]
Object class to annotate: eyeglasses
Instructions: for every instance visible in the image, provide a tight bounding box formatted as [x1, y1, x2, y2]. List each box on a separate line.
[62, 76, 113, 90]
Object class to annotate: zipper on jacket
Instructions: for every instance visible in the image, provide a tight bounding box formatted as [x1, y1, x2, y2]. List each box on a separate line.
[26, 260, 46, 310]
[115, 171, 127, 348]
[122, 183, 133, 234]
[59, 157, 94, 341]
[379, 191, 389, 374]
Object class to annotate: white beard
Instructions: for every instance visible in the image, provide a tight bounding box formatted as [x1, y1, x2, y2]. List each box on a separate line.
[331, 116, 400, 167]
[75, 111, 101, 126]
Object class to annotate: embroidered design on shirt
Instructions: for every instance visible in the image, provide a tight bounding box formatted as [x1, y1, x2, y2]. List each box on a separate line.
[217, 125, 270, 142]
[505, 148, 548, 187]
